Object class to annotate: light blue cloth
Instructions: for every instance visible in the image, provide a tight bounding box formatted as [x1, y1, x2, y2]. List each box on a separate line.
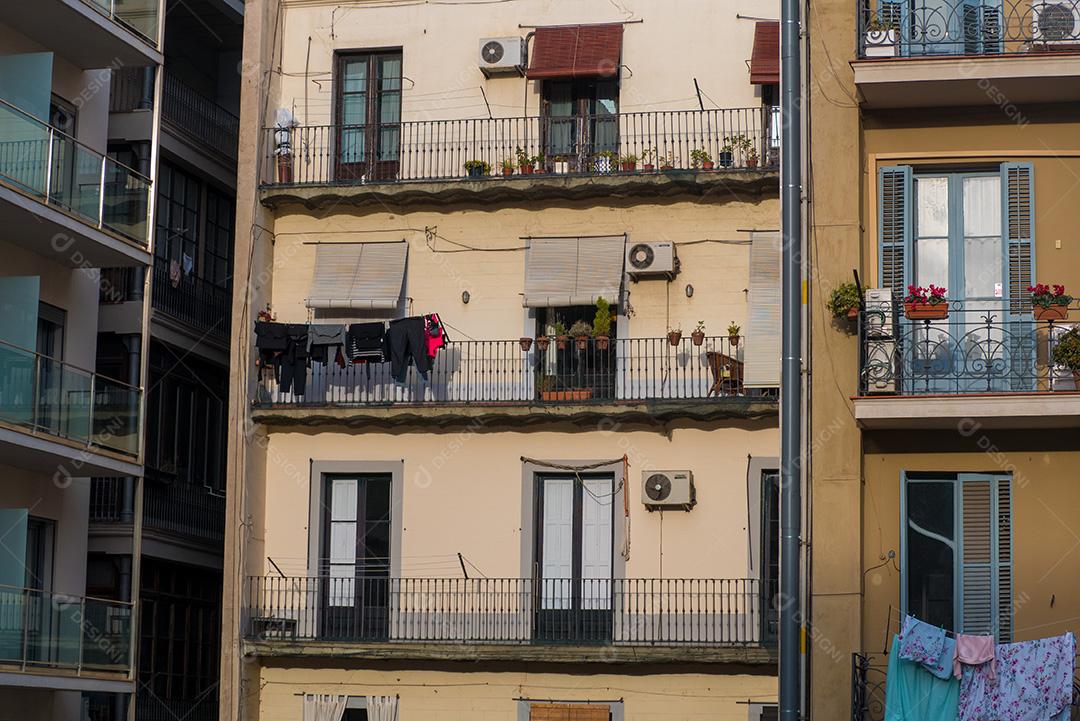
[896, 615, 955, 680]
[885, 634, 961, 721]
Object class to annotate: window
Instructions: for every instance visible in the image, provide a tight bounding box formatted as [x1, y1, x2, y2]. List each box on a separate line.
[334, 50, 403, 181]
[156, 162, 200, 268]
[204, 187, 234, 290]
[25, 517, 54, 591]
[541, 79, 618, 165]
[903, 473, 1012, 641]
[760, 470, 780, 641]
[530, 703, 612, 721]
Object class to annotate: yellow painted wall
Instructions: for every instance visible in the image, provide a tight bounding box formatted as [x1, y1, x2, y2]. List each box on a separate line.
[257, 665, 776, 721]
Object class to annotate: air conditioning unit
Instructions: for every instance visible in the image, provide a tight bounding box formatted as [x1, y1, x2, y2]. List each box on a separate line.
[479, 37, 526, 77]
[863, 287, 896, 339]
[1032, 0, 1080, 44]
[863, 339, 898, 394]
[642, 470, 696, 511]
[626, 242, 678, 280]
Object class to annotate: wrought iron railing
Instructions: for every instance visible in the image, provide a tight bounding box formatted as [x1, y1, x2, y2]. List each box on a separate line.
[109, 66, 151, 113]
[136, 692, 219, 721]
[0, 584, 133, 674]
[151, 257, 232, 338]
[262, 107, 777, 186]
[0, 338, 141, 457]
[246, 576, 768, 646]
[0, 97, 151, 245]
[857, 0, 1080, 58]
[82, 0, 160, 45]
[89, 477, 225, 544]
[255, 335, 758, 407]
[858, 300, 1080, 396]
[162, 72, 239, 160]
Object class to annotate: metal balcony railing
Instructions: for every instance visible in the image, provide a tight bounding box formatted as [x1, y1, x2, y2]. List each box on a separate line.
[263, 107, 778, 186]
[136, 693, 219, 721]
[82, 0, 160, 46]
[151, 257, 232, 338]
[256, 335, 758, 407]
[246, 576, 769, 646]
[162, 72, 239, 160]
[0, 97, 151, 245]
[89, 478, 225, 544]
[0, 338, 141, 457]
[0, 585, 133, 675]
[858, 300, 1080, 396]
[857, 0, 1080, 58]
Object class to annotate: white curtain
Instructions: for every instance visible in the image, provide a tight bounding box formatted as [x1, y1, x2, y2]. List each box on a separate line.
[302, 694, 347, 721]
[367, 695, 398, 721]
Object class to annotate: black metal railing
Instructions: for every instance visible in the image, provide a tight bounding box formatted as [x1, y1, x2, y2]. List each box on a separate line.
[162, 72, 239, 160]
[858, 300, 1080, 396]
[151, 257, 231, 338]
[89, 477, 225, 544]
[109, 67, 151, 113]
[246, 576, 768, 646]
[858, 0, 1080, 58]
[256, 335, 756, 407]
[263, 107, 777, 186]
[136, 693, 218, 721]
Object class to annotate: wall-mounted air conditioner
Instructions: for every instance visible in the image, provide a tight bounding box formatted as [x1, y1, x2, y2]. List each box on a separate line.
[626, 242, 678, 280]
[863, 288, 895, 339]
[642, 470, 696, 511]
[479, 37, 526, 77]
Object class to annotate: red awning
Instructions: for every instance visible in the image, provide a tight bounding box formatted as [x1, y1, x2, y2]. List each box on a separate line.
[749, 21, 780, 85]
[527, 23, 624, 79]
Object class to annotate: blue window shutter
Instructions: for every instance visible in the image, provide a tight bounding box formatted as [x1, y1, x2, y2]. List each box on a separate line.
[995, 476, 1013, 642]
[958, 474, 1013, 642]
[1002, 162, 1034, 313]
[878, 165, 912, 294]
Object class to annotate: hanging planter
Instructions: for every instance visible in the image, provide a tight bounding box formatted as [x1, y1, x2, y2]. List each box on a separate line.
[595, 335, 610, 350]
[903, 285, 949, 320]
[1030, 284, 1073, 321]
[555, 335, 569, 350]
[519, 337, 533, 351]
[535, 336, 551, 351]
[667, 329, 682, 346]
[1035, 305, 1069, 321]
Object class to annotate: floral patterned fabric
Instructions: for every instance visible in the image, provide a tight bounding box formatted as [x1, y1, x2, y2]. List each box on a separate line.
[957, 632, 1075, 721]
[898, 615, 947, 666]
[885, 634, 960, 721]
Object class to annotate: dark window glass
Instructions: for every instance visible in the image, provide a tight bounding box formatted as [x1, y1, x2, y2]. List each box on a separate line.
[906, 480, 956, 630]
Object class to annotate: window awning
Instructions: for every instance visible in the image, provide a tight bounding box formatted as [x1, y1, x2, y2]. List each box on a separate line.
[743, 232, 781, 388]
[306, 242, 407, 310]
[523, 236, 625, 307]
[749, 21, 780, 85]
[526, 24, 624, 79]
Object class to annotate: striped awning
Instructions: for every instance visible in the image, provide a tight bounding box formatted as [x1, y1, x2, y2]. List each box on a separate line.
[749, 21, 780, 85]
[523, 236, 625, 308]
[306, 242, 407, 310]
[526, 24, 624, 79]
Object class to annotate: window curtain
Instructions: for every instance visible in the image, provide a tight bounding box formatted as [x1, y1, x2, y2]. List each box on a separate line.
[302, 694, 347, 721]
[367, 695, 398, 721]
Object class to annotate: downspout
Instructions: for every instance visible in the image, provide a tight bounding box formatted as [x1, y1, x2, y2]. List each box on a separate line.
[779, 0, 804, 719]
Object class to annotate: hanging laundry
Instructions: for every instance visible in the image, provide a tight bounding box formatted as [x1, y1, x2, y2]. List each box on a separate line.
[346, 322, 388, 363]
[424, 313, 448, 359]
[182, 253, 194, 276]
[884, 634, 960, 721]
[169, 258, 181, 288]
[896, 615, 955, 680]
[954, 633, 996, 681]
[387, 316, 431, 383]
[308, 324, 346, 367]
[957, 633, 1075, 721]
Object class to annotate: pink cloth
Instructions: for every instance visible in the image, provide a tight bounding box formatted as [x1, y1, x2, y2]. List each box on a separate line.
[954, 633, 996, 681]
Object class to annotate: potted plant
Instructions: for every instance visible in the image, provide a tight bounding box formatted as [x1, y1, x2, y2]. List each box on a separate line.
[593, 150, 617, 174]
[569, 320, 592, 350]
[667, 326, 683, 346]
[552, 155, 570, 174]
[464, 159, 490, 178]
[691, 320, 706, 346]
[864, 16, 900, 58]
[827, 282, 862, 321]
[727, 321, 741, 347]
[519, 336, 533, 351]
[690, 148, 714, 170]
[501, 158, 515, 177]
[1030, 283, 1072, 321]
[532, 153, 546, 173]
[619, 153, 638, 172]
[593, 297, 613, 349]
[659, 151, 675, 171]
[1052, 327, 1080, 387]
[535, 334, 551, 351]
[746, 148, 760, 169]
[903, 284, 949, 319]
[641, 148, 656, 172]
[552, 321, 569, 350]
[516, 146, 534, 175]
[718, 141, 735, 168]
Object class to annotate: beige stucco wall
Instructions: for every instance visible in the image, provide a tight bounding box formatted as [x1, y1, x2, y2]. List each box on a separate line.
[258, 665, 776, 721]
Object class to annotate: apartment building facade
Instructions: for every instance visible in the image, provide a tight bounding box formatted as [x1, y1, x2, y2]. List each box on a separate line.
[225, 1, 785, 720]
[807, 0, 1080, 719]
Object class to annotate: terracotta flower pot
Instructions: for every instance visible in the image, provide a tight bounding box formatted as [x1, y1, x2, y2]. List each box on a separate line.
[519, 337, 533, 351]
[643, 163, 655, 172]
[520, 165, 534, 175]
[729, 334, 740, 347]
[535, 336, 551, 351]
[556, 335, 569, 350]
[746, 157, 759, 169]
[846, 307, 859, 320]
[541, 389, 593, 402]
[502, 167, 514, 177]
[620, 162, 636, 172]
[595, 336, 610, 350]
[575, 335, 589, 350]
[702, 160, 715, 170]
[1035, 305, 1069, 321]
[668, 331, 682, 346]
[905, 302, 949, 320]
[691, 331, 705, 346]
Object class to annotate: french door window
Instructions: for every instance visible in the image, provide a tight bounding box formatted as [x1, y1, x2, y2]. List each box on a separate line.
[335, 51, 402, 182]
[541, 79, 618, 169]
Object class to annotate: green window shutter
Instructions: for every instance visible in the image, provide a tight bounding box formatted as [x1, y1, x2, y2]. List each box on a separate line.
[958, 474, 1012, 642]
[1002, 162, 1035, 313]
[878, 165, 912, 294]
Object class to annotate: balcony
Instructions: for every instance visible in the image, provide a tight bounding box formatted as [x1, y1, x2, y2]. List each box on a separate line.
[1, 0, 161, 70]
[0, 338, 141, 475]
[150, 257, 232, 339]
[260, 108, 780, 210]
[0, 585, 133, 683]
[0, 98, 152, 267]
[854, 0, 1080, 107]
[245, 576, 773, 664]
[162, 72, 240, 162]
[89, 477, 225, 546]
[855, 301, 1080, 429]
[253, 336, 777, 428]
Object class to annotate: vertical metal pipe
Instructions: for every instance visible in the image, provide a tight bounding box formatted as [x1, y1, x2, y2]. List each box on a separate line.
[779, 0, 803, 716]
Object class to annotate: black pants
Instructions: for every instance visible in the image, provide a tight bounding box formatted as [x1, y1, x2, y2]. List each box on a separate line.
[279, 324, 309, 395]
[387, 317, 430, 383]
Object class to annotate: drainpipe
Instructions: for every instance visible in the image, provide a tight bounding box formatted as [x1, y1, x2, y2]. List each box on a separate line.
[139, 67, 154, 111]
[779, 0, 804, 717]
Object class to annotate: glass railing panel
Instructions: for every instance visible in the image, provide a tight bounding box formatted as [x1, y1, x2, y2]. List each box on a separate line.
[0, 104, 50, 197]
[102, 160, 150, 242]
[113, 0, 160, 43]
[93, 375, 141, 455]
[0, 342, 37, 428]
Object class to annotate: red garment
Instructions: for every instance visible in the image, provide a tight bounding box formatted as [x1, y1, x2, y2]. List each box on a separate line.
[425, 314, 447, 358]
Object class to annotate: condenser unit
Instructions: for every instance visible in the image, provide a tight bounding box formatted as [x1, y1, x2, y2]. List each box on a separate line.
[863, 287, 896, 339]
[1033, 0, 1080, 44]
[626, 242, 678, 280]
[642, 470, 696, 511]
[479, 37, 526, 77]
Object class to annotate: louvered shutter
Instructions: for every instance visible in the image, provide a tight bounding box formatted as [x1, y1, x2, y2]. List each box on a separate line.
[744, 232, 781, 388]
[1002, 162, 1035, 313]
[959, 474, 1012, 642]
[878, 166, 912, 294]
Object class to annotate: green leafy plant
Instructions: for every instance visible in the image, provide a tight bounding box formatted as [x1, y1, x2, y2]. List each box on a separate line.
[827, 282, 862, 318]
[501, 158, 515, 171]
[1053, 328, 1080, 370]
[640, 147, 656, 165]
[463, 159, 490, 174]
[515, 146, 531, 167]
[694, 320, 706, 334]
[550, 321, 567, 337]
[727, 321, 741, 337]
[1030, 283, 1073, 308]
[690, 148, 712, 167]
[866, 15, 899, 32]
[568, 320, 593, 337]
[592, 297, 613, 337]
